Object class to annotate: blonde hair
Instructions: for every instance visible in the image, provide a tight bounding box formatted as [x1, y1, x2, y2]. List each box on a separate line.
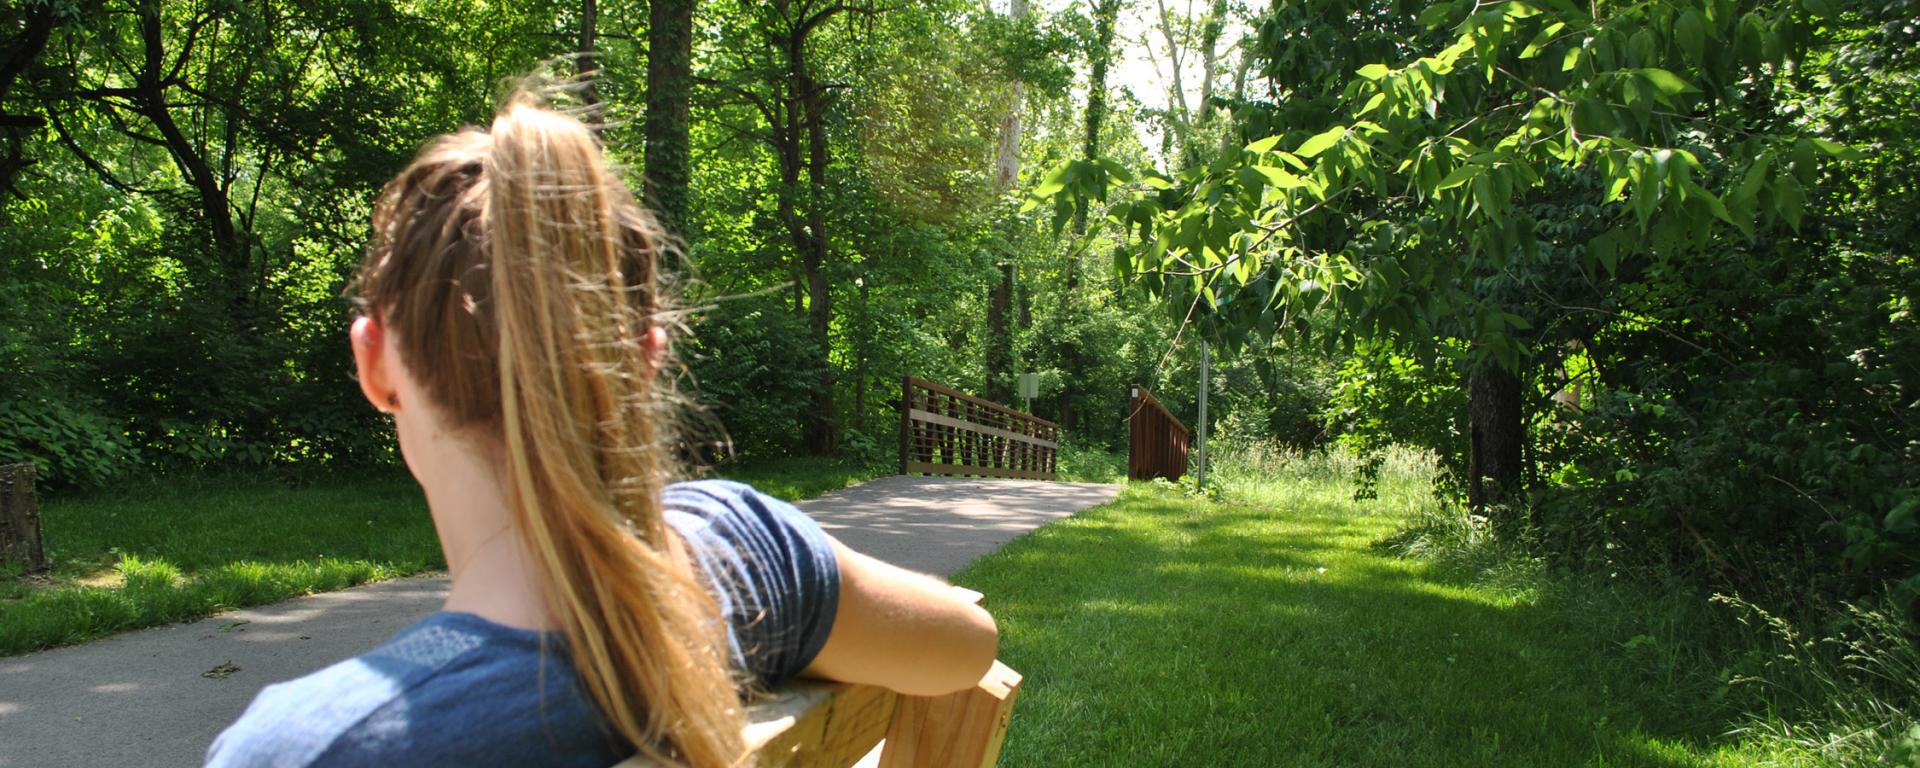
[354, 90, 746, 767]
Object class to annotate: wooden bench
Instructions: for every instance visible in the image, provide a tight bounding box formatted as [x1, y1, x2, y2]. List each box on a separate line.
[616, 588, 1022, 767]
[740, 658, 1021, 767]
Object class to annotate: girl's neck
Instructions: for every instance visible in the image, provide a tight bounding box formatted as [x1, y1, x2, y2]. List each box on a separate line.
[402, 419, 557, 630]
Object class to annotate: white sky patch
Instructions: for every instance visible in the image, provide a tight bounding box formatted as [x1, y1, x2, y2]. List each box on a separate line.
[1000, 1, 1255, 167]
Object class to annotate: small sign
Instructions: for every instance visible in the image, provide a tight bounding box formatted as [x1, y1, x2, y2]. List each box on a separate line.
[1016, 373, 1039, 400]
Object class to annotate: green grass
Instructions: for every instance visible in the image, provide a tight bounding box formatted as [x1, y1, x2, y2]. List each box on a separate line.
[1, 455, 880, 657]
[1055, 442, 1128, 484]
[1, 472, 442, 656]
[702, 455, 880, 501]
[952, 475, 1809, 767]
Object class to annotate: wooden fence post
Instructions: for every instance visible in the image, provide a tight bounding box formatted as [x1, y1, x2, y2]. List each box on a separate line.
[0, 463, 48, 573]
[899, 377, 914, 476]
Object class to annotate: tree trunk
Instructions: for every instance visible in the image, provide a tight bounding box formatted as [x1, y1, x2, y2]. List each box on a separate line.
[0, 463, 47, 573]
[0, 2, 58, 199]
[1075, 0, 1121, 235]
[985, 0, 1029, 407]
[1150, 0, 1192, 158]
[134, 6, 243, 283]
[1198, 0, 1224, 116]
[853, 278, 869, 431]
[987, 264, 1014, 403]
[644, 0, 694, 231]
[992, 0, 1029, 192]
[992, 81, 1026, 191]
[1017, 281, 1032, 330]
[577, 0, 601, 117]
[796, 34, 837, 456]
[1467, 361, 1525, 532]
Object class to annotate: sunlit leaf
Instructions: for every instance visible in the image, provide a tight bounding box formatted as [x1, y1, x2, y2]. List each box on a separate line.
[1296, 127, 1346, 158]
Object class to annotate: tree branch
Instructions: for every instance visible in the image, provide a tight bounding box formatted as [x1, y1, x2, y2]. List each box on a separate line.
[48, 110, 160, 195]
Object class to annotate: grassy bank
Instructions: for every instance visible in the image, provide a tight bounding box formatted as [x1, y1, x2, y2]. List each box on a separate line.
[1, 456, 880, 657]
[952, 454, 1838, 767]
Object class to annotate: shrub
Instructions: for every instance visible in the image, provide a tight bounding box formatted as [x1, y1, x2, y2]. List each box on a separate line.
[0, 397, 134, 490]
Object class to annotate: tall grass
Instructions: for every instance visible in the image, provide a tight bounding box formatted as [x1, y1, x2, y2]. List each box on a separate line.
[1055, 440, 1127, 484]
[1208, 437, 1440, 516]
[1718, 595, 1920, 766]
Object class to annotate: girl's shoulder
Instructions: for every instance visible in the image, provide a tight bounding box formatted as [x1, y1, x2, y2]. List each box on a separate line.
[662, 479, 842, 687]
[205, 612, 626, 768]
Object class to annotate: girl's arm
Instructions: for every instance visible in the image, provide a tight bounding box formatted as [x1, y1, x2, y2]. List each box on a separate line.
[799, 538, 999, 696]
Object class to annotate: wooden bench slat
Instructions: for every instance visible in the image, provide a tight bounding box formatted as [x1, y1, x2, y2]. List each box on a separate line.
[753, 682, 897, 767]
[878, 661, 1021, 768]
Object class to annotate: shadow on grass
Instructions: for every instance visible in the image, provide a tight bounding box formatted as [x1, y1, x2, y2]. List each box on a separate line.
[953, 487, 1758, 768]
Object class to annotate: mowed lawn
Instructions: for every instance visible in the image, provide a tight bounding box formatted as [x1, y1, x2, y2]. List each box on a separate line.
[0, 458, 875, 656]
[0, 473, 441, 655]
[952, 484, 1779, 768]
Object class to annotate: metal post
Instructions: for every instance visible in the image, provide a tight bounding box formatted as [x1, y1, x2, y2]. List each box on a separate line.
[1197, 341, 1209, 491]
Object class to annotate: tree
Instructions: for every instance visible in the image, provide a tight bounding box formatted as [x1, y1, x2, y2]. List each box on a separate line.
[1039, 0, 1853, 528]
[987, 0, 1030, 405]
[1075, 0, 1122, 236]
[0, 0, 62, 200]
[645, 0, 694, 231]
[702, 0, 885, 454]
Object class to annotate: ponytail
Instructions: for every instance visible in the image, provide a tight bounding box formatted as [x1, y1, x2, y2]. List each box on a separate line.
[357, 91, 746, 766]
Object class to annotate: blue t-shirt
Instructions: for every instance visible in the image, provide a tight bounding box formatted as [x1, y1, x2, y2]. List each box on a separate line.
[204, 480, 840, 767]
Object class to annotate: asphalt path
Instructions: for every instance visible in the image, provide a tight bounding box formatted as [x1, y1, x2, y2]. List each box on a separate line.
[0, 475, 1118, 767]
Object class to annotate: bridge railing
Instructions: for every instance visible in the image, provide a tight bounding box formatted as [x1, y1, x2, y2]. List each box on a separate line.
[898, 377, 1058, 481]
[1127, 384, 1189, 481]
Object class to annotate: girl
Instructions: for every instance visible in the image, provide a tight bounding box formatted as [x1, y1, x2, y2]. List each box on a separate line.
[206, 89, 999, 767]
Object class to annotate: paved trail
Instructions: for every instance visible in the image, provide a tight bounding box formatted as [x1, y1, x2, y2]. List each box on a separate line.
[0, 476, 1117, 767]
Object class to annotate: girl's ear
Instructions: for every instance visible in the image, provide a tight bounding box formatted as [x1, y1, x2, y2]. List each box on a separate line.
[641, 324, 669, 375]
[351, 315, 401, 413]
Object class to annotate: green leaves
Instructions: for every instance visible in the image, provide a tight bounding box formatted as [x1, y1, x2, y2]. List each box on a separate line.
[1674, 9, 1707, 64]
[1435, 162, 1486, 192]
[1024, 0, 1859, 386]
[1639, 68, 1695, 96]
[1296, 126, 1347, 158]
[1886, 496, 1919, 536]
[1248, 165, 1314, 191]
[1808, 138, 1864, 161]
